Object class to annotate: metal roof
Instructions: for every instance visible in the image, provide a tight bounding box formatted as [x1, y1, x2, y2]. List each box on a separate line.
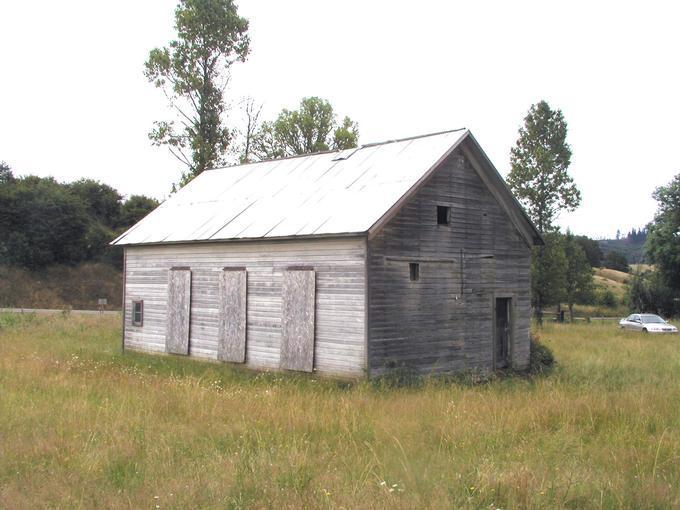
[113, 129, 471, 245]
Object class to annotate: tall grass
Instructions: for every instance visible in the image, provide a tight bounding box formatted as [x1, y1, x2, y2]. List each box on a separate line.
[0, 314, 678, 508]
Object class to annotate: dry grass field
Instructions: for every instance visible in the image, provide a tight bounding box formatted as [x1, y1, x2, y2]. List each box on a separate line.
[0, 313, 678, 509]
[594, 268, 630, 285]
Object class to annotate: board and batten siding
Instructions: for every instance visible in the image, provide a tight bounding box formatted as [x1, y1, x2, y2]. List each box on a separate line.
[123, 237, 366, 377]
[368, 148, 532, 376]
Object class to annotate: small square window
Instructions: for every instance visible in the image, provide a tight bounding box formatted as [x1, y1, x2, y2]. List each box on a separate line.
[132, 300, 143, 326]
[437, 205, 450, 225]
[409, 262, 420, 281]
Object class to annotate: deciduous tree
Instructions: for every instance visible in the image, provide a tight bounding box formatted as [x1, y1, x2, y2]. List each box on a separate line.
[531, 232, 567, 324]
[507, 101, 581, 323]
[118, 195, 160, 228]
[0, 162, 13, 184]
[252, 97, 359, 160]
[145, 0, 250, 187]
[564, 231, 594, 321]
[604, 250, 629, 273]
[574, 235, 603, 267]
[645, 173, 680, 295]
[507, 101, 581, 233]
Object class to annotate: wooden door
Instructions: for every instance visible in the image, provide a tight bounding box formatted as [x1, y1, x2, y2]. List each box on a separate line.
[494, 297, 510, 368]
[218, 268, 247, 362]
[280, 268, 316, 372]
[166, 267, 191, 355]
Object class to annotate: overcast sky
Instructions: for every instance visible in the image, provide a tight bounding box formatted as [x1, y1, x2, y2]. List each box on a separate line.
[1, 0, 678, 238]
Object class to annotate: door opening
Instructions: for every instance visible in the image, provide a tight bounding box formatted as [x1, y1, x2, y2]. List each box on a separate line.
[494, 297, 511, 369]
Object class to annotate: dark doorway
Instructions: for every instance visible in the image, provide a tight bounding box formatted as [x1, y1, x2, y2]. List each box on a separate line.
[494, 298, 511, 369]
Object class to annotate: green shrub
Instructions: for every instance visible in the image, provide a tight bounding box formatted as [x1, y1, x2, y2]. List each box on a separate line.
[373, 361, 423, 389]
[596, 289, 618, 308]
[528, 333, 555, 375]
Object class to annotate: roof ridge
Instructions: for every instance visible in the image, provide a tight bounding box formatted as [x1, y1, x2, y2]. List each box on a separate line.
[207, 127, 468, 171]
[359, 127, 467, 148]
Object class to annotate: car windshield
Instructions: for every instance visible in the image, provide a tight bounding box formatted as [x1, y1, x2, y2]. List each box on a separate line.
[640, 314, 665, 324]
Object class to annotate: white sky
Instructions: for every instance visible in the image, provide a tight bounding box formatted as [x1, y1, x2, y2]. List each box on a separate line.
[1, 0, 678, 238]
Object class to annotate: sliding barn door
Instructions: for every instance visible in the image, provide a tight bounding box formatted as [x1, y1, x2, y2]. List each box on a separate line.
[218, 268, 247, 362]
[166, 267, 191, 355]
[280, 268, 316, 372]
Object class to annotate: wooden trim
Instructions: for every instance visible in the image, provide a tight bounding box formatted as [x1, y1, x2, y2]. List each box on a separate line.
[460, 136, 543, 247]
[364, 236, 371, 378]
[367, 130, 470, 240]
[121, 248, 127, 352]
[385, 256, 455, 264]
[114, 232, 365, 248]
[285, 265, 314, 271]
[222, 266, 246, 271]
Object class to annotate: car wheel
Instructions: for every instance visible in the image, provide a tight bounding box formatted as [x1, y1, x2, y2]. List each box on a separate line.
[642, 328, 648, 333]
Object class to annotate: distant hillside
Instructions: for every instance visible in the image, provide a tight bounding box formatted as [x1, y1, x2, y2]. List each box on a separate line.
[0, 263, 121, 310]
[598, 228, 647, 264]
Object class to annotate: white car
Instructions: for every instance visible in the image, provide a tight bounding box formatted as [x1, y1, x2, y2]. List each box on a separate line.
[619, 313, 678, 333]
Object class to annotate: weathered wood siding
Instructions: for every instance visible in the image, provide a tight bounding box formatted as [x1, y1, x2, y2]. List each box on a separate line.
[368, 148, 532, 375]
[123, 237, 366, 377]
[217, 269, 247, 363]
[166, 268, 191, 355]
[280, 269, 316, 372]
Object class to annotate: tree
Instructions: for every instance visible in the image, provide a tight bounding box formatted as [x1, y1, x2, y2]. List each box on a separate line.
[574, 235, 603, 267]
[0, 161, 13, 184]
[564, 231, 594, 321]
[629, 269, 676, 317]
[252, 97, 359, 160]
[604, 250, 629, 272]
[68, 179, 122, 228]
[507, 101, 581, 233]
[118, 195, 160, 228]
[238, 97, 263, 164]
[531, 232, 567, 324]
[0, 176, 90, 268]
[507, 101, 581, 323]
[145, 0, 250, 187]
[645, 173, 680, 295]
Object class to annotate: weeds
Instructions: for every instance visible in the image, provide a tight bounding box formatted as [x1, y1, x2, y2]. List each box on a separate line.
[0, 315, 678, 508]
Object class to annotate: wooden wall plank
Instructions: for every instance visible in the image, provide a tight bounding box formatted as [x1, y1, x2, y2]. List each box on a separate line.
[124, 237, 366, 377]
[166, 268, 191, 355]
[217, 269, 247, 362]
[280, 269, 316, 372]
[367, 149, 532, 376]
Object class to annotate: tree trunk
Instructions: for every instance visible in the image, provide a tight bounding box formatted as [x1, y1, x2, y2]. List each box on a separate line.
[568, 303, 574, 323]
[534, 296, 543, 325]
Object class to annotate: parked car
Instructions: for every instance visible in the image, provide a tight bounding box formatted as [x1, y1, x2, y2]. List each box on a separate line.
[619, 314, 678, 333]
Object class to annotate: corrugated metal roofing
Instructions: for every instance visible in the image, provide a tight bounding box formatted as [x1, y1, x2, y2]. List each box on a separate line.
[113, 129, 469, 245]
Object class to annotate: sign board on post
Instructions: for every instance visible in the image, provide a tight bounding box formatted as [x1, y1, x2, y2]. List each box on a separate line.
[97, 298, 107, 315]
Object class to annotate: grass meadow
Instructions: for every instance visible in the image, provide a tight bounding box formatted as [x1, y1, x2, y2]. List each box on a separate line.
[0, 313, 678, 509]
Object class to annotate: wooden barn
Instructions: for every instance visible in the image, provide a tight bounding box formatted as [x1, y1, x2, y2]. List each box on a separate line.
[113, 129, 542, 378]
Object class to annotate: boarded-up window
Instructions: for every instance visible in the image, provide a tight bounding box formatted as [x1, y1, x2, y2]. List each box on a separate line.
[218, 268, 247, 363]
[280, 268, 316, 372]
[132, 300, 143, 326]
[166, 267, 191, 355]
